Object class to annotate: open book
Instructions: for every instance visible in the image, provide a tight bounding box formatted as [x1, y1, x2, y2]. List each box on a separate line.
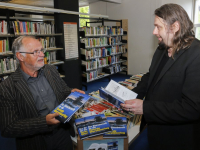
[50, 91, 90, 123]
[99, 80, 138, 108]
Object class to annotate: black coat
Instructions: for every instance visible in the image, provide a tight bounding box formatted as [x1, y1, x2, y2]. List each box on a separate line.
[133, 39, 200, 150]
[0, 65, 73, 150]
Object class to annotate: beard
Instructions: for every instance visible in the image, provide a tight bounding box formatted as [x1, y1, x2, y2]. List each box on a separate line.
[158, 40, 169, 50]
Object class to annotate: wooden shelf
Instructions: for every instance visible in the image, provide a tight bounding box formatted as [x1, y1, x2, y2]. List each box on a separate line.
[46, 47, 63, 52]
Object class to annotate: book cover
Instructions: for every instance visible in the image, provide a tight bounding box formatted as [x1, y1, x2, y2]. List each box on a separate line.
[103, 117, 127, 138]
[75, 114, 112, 139]
[51, 91, 90, 123]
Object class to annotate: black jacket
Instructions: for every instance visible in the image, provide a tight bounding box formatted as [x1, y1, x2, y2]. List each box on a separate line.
[133, 39, 200, 150]
[0, 65, 72, 150]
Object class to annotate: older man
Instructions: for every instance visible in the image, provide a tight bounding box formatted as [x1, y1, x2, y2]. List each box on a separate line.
[0, 36, 84, 150]
[122, 4, 200, 150]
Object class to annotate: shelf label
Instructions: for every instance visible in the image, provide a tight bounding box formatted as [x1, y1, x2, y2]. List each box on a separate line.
[63, 22, 78, 60]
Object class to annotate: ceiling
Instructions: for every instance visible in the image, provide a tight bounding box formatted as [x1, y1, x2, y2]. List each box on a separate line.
[2, 0, 103, 8]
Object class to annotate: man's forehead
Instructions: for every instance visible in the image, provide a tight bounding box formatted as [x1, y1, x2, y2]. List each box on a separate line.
[22, 37, 42, 49]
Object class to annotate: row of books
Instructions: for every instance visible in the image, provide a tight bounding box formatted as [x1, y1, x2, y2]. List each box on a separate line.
[0, 20, 8, 34]
[81, 26, 124, 36]
[108, 36, 121, 45]
[81, 45, 126, 60]
[81, 37, 108, 48]
[0, 58, 17, 74]
[0, 39, 10, 54]
[44, 51, 56, 64]
[37, 37, 56, 49]
[82, 55, 123, 71]
[12, 21, 55, 35]
[103, 64, 124, 75]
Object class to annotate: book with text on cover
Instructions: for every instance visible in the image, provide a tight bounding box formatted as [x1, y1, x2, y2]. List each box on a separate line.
[103, 117, 127, 138]
[51, 91, 90, 123]
[99, 79, 138, 108]
[75, 114, 112, 140]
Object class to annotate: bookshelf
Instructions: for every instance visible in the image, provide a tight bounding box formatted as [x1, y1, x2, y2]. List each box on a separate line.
[79, 21, 128, 90]
[0, 9, 65, 83]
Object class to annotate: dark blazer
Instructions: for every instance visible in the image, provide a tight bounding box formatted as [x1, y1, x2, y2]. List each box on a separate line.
[133, 39, 200, 150]
[0, 64, 72, 150]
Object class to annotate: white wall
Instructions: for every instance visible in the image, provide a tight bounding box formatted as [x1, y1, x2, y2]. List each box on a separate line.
[89, 0, 193, 75]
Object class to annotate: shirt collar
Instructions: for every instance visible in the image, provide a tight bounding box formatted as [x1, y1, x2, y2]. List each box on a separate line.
[20, 67, 44, 82]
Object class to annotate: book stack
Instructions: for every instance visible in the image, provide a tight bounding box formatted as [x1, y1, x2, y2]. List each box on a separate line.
[12, 21, 55, 35]
[0, 20, 8, 34]
[0, 58, 17, 74]
[107, 26, 123, 35]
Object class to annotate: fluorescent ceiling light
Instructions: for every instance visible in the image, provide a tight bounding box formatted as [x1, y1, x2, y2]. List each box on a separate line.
[0, 2, 108, 18]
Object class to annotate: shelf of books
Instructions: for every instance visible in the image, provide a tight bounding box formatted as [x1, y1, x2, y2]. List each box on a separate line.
[80, 26, 128, 84]
[0, 14, 65, 82]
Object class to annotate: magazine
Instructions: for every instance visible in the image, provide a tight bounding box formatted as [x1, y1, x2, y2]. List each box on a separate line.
[75, 114, 112, 139]
[103, 117, 127, 138]
[99, 80, 138, 108]
[51, 91, 90, 123]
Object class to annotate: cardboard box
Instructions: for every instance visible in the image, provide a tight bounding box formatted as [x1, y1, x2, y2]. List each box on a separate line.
[77, 135, 128, 150]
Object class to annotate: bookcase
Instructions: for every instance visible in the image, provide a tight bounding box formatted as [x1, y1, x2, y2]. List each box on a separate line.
[79, 19, 128, 90]
[0, 10, 65, 83]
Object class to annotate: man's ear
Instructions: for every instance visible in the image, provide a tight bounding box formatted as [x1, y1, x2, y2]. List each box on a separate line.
[172, 21, 180, 33]
[16, 52, 24, 62]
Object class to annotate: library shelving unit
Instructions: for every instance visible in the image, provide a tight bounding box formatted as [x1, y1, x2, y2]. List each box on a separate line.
[0, 9, 66, 82]
[79, 19, 128, 90]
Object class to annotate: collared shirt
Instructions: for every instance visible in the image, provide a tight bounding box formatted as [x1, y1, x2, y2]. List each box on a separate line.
[21, 68, 59, 116]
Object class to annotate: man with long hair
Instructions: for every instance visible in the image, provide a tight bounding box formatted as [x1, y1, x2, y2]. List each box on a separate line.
[122, 4, 200, 150]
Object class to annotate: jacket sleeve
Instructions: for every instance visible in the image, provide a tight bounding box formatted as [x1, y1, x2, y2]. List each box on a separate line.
[143, 53, 200, 124]
[0, 84, 57, 138]
[132, 72, 150, 99]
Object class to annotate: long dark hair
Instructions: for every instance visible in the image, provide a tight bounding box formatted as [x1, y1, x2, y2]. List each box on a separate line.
[155, 4, 195, 56]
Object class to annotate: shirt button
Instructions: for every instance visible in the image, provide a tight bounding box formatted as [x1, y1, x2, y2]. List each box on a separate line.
[41, 89, 43, 91]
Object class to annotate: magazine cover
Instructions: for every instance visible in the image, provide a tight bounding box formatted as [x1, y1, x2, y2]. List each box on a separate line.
[85, 114, 112, 138]
[75, 118, 89, 139]
[51, 91, 90, 123]
[103, 117, 127, 138]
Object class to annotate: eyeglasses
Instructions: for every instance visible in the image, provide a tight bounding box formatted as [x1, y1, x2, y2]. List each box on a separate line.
[19, 49, 46, 56]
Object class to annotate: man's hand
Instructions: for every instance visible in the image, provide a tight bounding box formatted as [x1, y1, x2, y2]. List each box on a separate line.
[121, 99, 143, 114]
[71, 88, 85, 94]
[46, 113, 60, 125]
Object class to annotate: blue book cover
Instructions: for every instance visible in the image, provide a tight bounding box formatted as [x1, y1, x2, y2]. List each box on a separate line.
[85, 114, 111, 137]
[75, 114, 112, 139]
[51, 91, 90, 123]
[103, 117, 127, 138]
[75, 118, 89, 139]
[99, 88, 124, 108]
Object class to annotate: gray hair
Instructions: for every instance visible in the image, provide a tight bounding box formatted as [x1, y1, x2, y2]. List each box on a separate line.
[12, 36, 36, 62]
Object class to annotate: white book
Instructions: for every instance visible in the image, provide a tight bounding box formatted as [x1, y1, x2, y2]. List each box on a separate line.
[105, 79, 138, 101]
